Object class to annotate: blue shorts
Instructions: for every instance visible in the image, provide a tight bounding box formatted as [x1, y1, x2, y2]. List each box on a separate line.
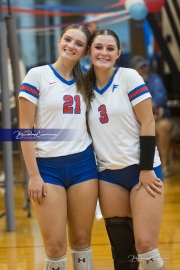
[36, 145, 98, 189]
[99, 164, 163, 191]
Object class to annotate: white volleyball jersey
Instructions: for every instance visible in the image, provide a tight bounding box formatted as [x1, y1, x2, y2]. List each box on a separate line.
[88, 68, 161, 171]
[19, 64, 92, 157]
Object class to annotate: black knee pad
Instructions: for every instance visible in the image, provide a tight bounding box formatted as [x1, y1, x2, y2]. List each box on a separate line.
[105, 216, 139, 270]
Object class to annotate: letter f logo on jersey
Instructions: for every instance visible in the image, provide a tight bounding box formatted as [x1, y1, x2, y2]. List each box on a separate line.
[112, 84, 118, 92]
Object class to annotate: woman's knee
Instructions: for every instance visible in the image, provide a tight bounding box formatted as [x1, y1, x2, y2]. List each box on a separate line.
[69, 231, 91, 249]
[136, 239, 157, 254]
[45, 239, 67, 258]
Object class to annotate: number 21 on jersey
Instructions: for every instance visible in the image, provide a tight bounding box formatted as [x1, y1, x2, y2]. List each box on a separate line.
[98, 104, 109, 124]
[63, 95, 81, 114]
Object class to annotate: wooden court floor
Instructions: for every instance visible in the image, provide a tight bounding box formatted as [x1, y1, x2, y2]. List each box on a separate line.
[0, 152, 180, 270]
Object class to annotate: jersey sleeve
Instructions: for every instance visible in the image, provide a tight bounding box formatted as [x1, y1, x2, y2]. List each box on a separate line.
[126, 69, 151, 106]
[19, 68, 40, 105]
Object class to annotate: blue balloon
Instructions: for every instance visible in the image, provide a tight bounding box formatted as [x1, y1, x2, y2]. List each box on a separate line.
[129, 2, 148, 21]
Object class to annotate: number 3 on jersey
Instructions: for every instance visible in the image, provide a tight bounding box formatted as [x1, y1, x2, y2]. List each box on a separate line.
[98, 104, 109, 124]
[63, 95, 81, 114]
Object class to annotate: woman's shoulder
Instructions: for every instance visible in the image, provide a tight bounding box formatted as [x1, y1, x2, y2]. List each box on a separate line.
[118, 67, 139, 76]
[28, 65, 49, 74]
[115, 68, 140, 84]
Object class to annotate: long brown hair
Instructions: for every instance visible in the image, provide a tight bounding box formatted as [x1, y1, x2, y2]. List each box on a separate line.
[85, 29, 121, 101]
[60, 24, 91, 107]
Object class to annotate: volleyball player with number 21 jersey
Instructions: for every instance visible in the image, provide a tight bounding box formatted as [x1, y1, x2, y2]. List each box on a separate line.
[19, 25, 98, 270]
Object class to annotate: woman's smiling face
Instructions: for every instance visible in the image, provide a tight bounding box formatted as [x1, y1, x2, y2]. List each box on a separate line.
[89, 35, 121, 70]
[58, 28, 88, 62]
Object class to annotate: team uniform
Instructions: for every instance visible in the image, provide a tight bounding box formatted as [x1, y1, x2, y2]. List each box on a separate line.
[88, 67, 162, 190]
[19, 64, 97, 187]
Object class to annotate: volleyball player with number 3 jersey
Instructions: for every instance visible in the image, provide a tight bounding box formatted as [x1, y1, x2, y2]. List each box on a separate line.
[19, 25, 98, 270]
[86, 29, 165, 270]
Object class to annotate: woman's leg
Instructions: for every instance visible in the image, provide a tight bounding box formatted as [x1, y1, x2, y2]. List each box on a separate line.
[67, 179, 98, 270]
[99, 180, 131, 218]
[99, 180, 139, 270]
[32, 183, 67, 269]
[130, 183, 165, 269]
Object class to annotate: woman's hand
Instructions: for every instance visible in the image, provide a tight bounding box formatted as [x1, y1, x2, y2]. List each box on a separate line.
[28, 174, 47, 204]
[136, 170, 163, 197]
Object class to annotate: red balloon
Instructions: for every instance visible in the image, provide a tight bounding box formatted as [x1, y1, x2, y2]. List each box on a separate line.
[145, 0, 164, 13]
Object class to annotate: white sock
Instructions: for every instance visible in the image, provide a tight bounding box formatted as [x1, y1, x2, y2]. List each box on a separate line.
[71, 246, 94, 270]
[44, 255, 66, 270]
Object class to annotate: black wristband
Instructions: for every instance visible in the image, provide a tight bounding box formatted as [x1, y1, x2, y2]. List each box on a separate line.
[139, 136, 156, 170]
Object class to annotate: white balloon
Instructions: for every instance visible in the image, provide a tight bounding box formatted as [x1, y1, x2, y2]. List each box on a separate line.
[125, 0, 144, 11]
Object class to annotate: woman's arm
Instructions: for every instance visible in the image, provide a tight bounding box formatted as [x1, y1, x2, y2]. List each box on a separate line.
[19, 97, 46, 203]
[19, 97, 39, 176]
[133, 98, 163, 197]
[134, 98, 155, 136]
